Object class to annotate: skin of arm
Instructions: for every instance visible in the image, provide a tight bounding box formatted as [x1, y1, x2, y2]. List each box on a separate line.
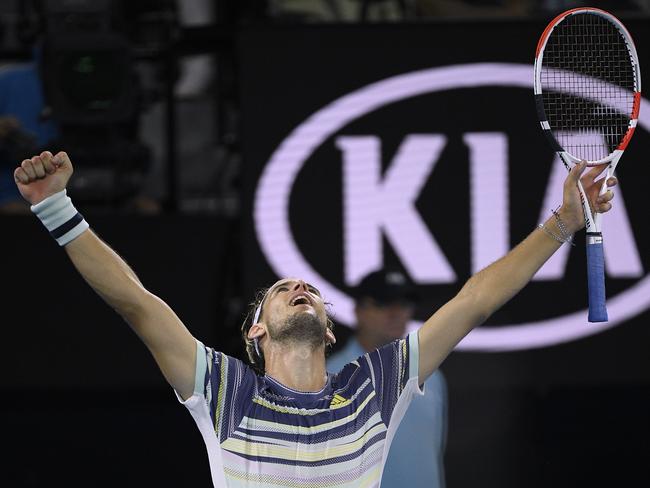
[14, 151, 197, 400]
[417, 162, 618, 381]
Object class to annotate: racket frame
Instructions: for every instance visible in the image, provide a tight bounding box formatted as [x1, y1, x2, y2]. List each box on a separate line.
[533, 7, 642, 322]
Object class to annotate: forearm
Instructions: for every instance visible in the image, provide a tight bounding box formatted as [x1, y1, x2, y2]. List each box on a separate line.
[418, 163, 616, 381]
[418, 211, 572, 379]
[64, 229, 149, 321]
[460, 211, 572, 319]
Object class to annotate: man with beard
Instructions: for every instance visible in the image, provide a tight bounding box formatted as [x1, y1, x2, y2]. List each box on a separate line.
[14, 150, 617, 487]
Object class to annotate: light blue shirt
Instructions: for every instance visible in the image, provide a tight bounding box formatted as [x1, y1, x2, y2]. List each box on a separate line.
[328, 336, 447, 488]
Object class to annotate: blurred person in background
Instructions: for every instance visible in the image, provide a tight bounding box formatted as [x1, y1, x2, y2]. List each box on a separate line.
[0, 117, 38, 213]
[1, 0, 162, 213]
[328, 269, 447, 488]
[0, 46, 60, 213]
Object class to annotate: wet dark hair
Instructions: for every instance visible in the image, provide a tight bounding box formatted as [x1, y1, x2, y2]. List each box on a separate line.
[240, 286, 335, 375]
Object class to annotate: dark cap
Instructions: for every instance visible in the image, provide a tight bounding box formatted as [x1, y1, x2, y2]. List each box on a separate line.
[354, 269, 418, 305]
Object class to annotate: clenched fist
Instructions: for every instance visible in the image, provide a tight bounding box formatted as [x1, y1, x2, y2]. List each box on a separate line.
[14, 151, 74, 205]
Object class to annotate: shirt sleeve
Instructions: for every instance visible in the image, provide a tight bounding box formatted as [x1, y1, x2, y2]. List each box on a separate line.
[190, 340, 257, 441]
[360, 331, 420, 425]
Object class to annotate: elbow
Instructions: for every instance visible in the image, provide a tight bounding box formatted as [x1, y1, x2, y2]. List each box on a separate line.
[109, 281, 152, 323]
[456, 283, 493, 326]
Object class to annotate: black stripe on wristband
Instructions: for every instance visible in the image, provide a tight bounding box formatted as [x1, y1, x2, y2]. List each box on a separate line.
[50, 212, 84, 239]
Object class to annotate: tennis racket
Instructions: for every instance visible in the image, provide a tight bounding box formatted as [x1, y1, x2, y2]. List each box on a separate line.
[534, 7, 641, 322]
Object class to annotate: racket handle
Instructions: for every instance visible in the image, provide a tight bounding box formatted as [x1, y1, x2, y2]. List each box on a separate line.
[586, 239, 608, 322]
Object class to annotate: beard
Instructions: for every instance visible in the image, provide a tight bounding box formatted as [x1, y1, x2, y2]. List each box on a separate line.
[267, 311, 328, 349]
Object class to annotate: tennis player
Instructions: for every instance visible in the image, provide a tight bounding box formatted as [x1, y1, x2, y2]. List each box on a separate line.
[14, 150, 616, 487]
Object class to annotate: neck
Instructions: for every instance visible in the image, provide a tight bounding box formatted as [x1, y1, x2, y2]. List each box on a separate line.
[263, 341, 328, 392]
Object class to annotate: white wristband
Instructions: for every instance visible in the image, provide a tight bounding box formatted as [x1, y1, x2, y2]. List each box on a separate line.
[31, 190, 89, 246]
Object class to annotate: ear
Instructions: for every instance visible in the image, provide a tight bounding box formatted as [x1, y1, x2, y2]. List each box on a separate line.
[326, 327, 336, 345]
[248, 323, 267, 340]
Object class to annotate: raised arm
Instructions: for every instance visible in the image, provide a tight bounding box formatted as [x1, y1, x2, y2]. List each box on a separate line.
[417, 162, 617, 381]
[14, 151, 197, 399]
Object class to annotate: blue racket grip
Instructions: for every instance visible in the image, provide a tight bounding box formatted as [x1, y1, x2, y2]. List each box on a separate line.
[586, 241, 608, 322]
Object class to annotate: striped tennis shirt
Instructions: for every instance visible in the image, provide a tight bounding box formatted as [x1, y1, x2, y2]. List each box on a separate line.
[177, 331, 423, 487]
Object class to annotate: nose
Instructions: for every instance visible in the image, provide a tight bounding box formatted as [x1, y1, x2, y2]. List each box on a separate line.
[292, 280, 308, 292]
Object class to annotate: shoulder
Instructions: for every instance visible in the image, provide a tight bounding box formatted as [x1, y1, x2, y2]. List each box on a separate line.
[199, 344, 258, 389]
[365, 335, 412, 366]
[329, 354, 366, 393]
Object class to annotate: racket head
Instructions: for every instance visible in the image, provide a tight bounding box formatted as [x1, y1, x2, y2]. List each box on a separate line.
[534, 8, 641, 166]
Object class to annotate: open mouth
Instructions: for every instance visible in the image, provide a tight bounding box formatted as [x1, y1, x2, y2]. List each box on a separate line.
[290, 295, 311, 307]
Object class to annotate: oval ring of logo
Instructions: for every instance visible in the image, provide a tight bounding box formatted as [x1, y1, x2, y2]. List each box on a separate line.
[254, 63, 650, 351]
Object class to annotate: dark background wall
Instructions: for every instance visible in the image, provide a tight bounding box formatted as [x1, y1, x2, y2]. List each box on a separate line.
[2, 7, 650, 488]
[1, 216, 227, 486]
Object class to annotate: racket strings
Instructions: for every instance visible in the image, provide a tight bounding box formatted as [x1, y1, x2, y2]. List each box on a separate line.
[540, 13, 637, 161]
